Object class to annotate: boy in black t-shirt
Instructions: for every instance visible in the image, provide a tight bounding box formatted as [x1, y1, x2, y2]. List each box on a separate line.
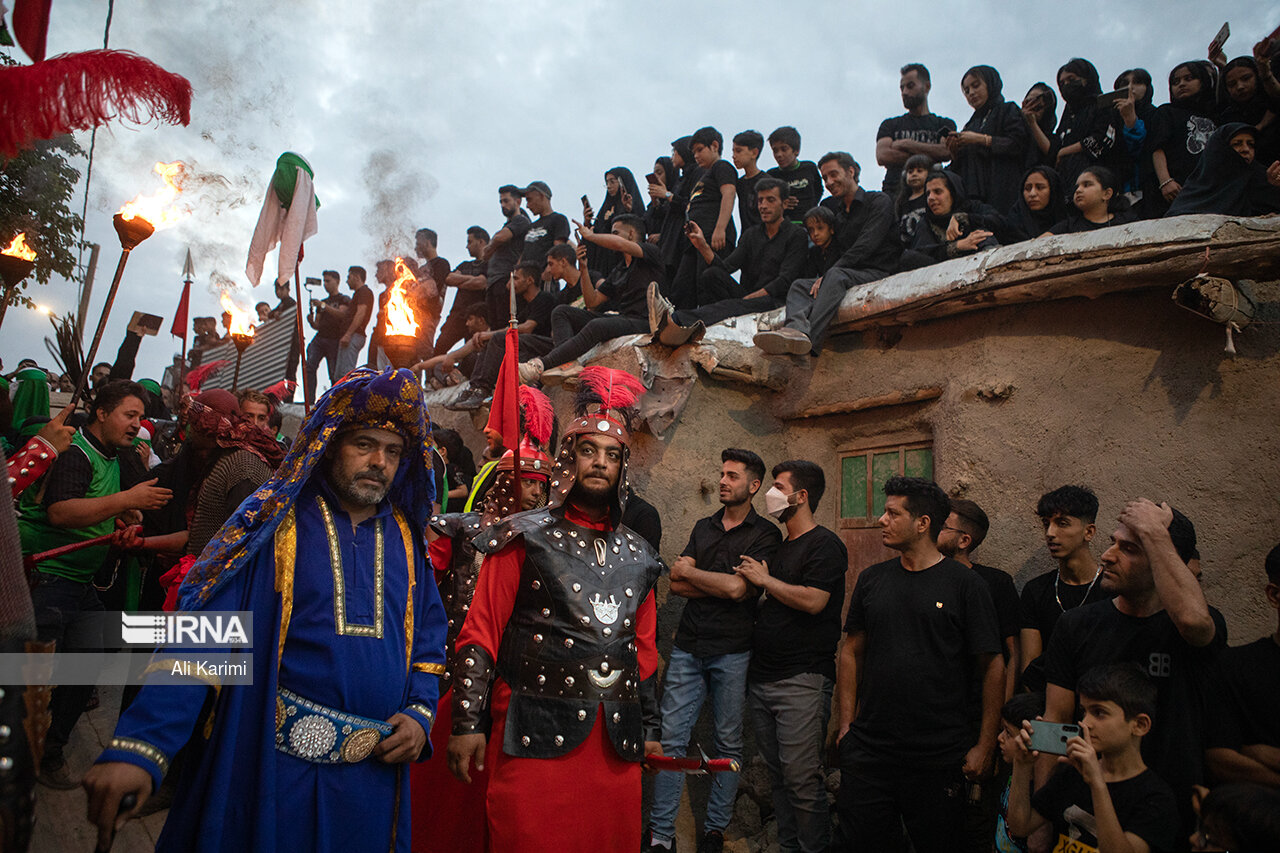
[739, 460, 845, 853]
[1009, 663, 1178, 853]
[668, 126, 738, 309]
[1019, 485, 1104, 691]
[995, 693, 1044, 853]
[517, 214, 662, 386]
[766, 126, 823, 224]
[1205, 541, 1280, 788]
[733, 129, 765, 232]
[835, 476, 1002, 853]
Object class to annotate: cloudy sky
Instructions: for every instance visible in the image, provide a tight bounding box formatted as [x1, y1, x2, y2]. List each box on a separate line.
[3, 0, 1277, 388]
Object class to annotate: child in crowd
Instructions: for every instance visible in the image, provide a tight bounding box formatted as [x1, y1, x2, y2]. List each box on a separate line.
[995, 692, 1044, 853]
[1047, 166, 1132, 234]
[896, 153, 935, 244]
[1009, 663, 1178, 853]
[732, 129, 765, 232]
[766, 126, 822, 223]
[1191, 783, 1280, 851]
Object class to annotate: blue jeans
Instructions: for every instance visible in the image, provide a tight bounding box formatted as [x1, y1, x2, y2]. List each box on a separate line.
[335, 332, 365, 379]
[649, 648, 750, 842]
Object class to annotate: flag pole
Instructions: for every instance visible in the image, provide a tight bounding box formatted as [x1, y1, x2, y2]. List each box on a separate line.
[507, 271, 520, 510]
[293, 260, 311, 413]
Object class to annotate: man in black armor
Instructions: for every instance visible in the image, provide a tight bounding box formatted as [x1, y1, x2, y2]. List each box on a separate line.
[446, 366, 663, 852]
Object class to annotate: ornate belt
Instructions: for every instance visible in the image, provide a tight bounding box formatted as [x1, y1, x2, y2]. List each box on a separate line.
[274, 687, 393, 764]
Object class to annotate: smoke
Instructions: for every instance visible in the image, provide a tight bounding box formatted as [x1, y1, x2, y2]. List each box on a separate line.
[360, 147, 439, 260]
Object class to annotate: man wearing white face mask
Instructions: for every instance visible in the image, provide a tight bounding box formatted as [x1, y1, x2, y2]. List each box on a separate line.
[735, 460, 847, 853]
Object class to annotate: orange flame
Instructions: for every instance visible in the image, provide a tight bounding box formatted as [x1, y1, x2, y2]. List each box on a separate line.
[385, 258, 420, 337]
[1, 233, 36, 261]
[220, 293, 255, 337]
[118, 161, 188, 229]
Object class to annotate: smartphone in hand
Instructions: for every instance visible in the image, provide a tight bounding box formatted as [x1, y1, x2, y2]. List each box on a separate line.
[1027, 721, 1081, 756]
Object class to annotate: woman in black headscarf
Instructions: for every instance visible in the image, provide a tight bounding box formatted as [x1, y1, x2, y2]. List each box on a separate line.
[1021, 82, 1059, 167]
[1165, 123, 1280, 217]
[899, 170, 999, 270]
[948, 65, 1029, 212]
[644, 156, 677, 240]
[1113, 69, 1157, 204]
[1217, 56, 1279, 164]
[1149, 61, 1219, 216]
[1052, 58, 1126, 196]
[653, 136, 704, 284]
[993, 166, 1067, 244]
[587, 166, 645, 276]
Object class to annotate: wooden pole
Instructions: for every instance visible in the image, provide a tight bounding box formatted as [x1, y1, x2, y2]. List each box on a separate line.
[293, 262, 311, 413]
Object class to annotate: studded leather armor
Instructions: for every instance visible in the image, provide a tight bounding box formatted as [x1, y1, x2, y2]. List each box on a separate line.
[0, 640, 53, 853]
[457, 507, 663, 762]
[429, 511, 485, 693]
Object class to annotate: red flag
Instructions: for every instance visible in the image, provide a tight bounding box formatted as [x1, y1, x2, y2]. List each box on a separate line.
[171, 279, 191, 338]
[485, 327, 521, 450]
[12, 0, 52, 63]
[484, 327, 522, 506]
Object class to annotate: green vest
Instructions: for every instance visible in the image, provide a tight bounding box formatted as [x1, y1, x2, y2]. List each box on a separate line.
[18, 430, 121, 583]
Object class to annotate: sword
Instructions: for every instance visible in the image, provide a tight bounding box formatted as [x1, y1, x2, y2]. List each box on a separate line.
[646, 744, 740, 775]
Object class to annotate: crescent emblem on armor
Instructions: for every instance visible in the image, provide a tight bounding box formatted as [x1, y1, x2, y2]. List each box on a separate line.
[589, 668, 622, 688]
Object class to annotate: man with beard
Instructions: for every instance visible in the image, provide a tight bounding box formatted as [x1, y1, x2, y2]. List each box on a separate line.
[83, 368, 448, 853]
[480, 185, 533, 329]
[447, 367, 664, 852]
[753, 153, 900, 357]
[18, 380, 172, 789]
[875, 63, 956, 193]
[1041, 498, 1226, 841]
[411, 386, 554, 853]
[647, 448, 781, 853]
[738, 460, 846, 853]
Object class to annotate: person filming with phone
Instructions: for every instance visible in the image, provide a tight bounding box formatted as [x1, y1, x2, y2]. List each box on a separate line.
[1008, 663, 1179, 853]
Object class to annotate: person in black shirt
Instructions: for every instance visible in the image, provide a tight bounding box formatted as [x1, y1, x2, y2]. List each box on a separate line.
[895, 153, 933, 244]
[947, 65, 1030, 212]
[480, 185, 532, 328]
[414, 305, 490, 387]
[434, 225, 490, 357]
[732, 129, 765, 232]
[766, 126, 823, 224]
[666, 177, 808, 325]
[1052, 58, 1127, 198]
[1020, 485, 1104, 692]
[412, 227, 449, 350]
[899, 170, 999, 270]
[668, 126, 738, 309]
[1008, 663, 1178, 853]
[652, 137, 704, 283]
[519, 180, 570, 277]
[1150, 61, 1218, 215]
[876, 64, 956, 193]
[754, 152, 901, 356]
[1020, 82, 1060, 168]
[1205, 542, 1280, 788]
[543, 242, 600, 308]
[650, 201, 838, 348]
[644, 156, 678, 244]
[444, 263, 556, 411]
[1046, 166, 1134, 234]
[585, 167, 645, 277]
[1165, 123, 1280, 217]
[737, 459, 844, 853]
[1042, 498, 1225, 841]
[518, 214, 662, 386]
[937, 497, 1020, 853]
[303, 270, 351, 394]
[338, 266, 374, 377]
[992, 166, 1068, 245]
[647, 449, 782, 853]
[835, 476, 1001, 853]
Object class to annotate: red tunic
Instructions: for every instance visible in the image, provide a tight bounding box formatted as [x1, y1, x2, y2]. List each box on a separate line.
[454, 505, 658, 853]
[411, 535, 489, 853]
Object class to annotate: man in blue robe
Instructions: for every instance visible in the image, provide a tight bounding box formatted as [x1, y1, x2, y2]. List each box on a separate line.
[83, 367, 448, 852]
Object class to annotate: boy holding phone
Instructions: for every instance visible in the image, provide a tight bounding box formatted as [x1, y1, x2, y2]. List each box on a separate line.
[1008, 663, 1178, 853]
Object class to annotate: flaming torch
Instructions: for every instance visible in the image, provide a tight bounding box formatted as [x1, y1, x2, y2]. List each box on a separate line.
[381, 258, 421, 369]
[0, 232, 38, 331]
[69, 162, 187, 410]
[222, 294, 256, 391]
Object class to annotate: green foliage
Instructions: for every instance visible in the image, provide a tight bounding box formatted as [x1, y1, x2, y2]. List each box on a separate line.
[0, 134, 86, 305]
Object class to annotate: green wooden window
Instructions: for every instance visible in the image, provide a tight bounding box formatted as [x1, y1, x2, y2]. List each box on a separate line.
[839, 444, 934, 522]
